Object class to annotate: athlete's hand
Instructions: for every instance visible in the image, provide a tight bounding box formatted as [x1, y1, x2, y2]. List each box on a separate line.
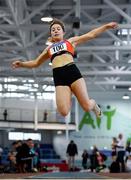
[107, 22, 118, 29]
[12, 60, 23, 69]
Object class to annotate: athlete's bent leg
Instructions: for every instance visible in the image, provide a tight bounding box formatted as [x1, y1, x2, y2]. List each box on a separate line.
[71, 78, 101, 117]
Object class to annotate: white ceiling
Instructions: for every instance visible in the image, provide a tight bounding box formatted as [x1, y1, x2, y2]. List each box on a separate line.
[0, 0, 131, 100]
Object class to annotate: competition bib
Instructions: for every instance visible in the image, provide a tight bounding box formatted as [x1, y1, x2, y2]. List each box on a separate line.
[49, 42, 67, 55]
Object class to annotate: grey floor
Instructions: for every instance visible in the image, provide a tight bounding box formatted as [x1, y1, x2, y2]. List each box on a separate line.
[28, 171, 108, 179]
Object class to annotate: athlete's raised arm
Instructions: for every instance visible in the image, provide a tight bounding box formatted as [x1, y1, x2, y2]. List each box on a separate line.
[69, 22, 118, 46]
[12, 48, 49, 69]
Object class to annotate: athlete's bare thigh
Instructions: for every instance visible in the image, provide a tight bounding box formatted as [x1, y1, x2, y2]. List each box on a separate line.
[55, 86, 72, 116]
[70, 78, 90, 108]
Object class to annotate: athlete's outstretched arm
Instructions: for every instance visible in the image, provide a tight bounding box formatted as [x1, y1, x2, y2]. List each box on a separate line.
[12, 48, 49, 69]
[69, 22, 118, 46]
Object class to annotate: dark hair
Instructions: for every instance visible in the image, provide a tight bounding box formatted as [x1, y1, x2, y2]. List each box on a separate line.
[49, 18, 65, 33]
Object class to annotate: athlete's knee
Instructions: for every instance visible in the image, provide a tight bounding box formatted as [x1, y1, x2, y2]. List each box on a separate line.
[59, 110, 69, 117]
[58, 107, 70, 117]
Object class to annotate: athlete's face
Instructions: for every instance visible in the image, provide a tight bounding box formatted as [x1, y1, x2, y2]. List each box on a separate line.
[50, 24, 65, 41]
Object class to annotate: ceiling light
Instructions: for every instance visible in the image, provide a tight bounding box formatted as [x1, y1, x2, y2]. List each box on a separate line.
[57, 131, 62, 135]
[122, 94, 130, 100]
[128, 87, 131, 91]
[41, 17, 53, 22]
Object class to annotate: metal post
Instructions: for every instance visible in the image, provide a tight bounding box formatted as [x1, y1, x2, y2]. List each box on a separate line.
[34, 94, 38, 130]
[75, 98, 79, 131]
[65, 112, 71, 142]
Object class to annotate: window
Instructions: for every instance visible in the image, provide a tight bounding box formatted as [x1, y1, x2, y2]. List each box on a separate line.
[8, 132, 23, 140]
[8, 132, 41, 141]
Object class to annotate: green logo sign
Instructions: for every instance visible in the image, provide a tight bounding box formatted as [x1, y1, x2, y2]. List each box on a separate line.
[79, 107, 116, 130]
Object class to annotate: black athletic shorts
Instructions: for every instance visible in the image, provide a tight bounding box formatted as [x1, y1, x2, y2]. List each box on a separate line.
[53, 63, 83, 86]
